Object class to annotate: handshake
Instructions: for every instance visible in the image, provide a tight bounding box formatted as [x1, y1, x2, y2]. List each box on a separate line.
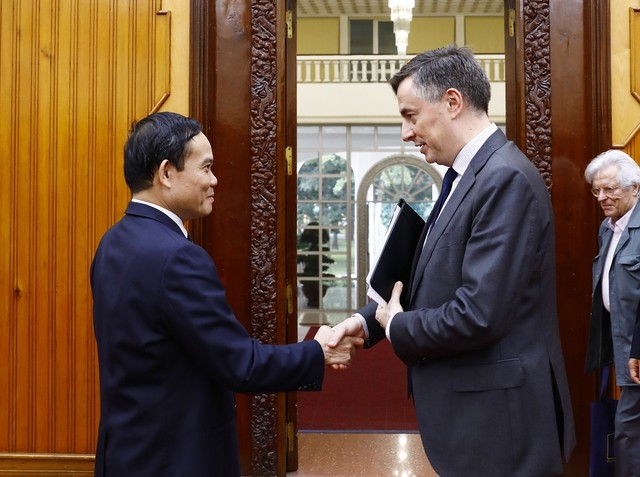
[313, 281, 404, 369]
[313, 315, 366, 368]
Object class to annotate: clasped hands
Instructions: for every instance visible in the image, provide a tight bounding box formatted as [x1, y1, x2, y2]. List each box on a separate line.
[314, 281, 404, 369]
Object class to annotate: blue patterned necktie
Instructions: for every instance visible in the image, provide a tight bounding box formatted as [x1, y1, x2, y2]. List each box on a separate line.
[406, 167, 459, 311]
[425, 167, 458, 232]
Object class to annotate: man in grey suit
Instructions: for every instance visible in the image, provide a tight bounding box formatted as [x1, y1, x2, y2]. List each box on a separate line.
[331, 45, 575, 476]
[585, 149, 640, 475]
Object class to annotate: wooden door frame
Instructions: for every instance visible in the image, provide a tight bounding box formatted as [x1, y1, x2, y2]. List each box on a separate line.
[188, 0, 611, 474]
[508, 0, 611, 474]
[190, 0, 291, 475]
[284, 0, 301, 472]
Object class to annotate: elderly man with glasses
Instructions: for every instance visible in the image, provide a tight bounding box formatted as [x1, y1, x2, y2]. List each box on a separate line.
[585, 149, 640, 476]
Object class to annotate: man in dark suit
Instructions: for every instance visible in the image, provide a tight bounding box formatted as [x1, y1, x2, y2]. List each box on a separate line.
[91, 112, 362, 476]
[331, 45, 576, 476]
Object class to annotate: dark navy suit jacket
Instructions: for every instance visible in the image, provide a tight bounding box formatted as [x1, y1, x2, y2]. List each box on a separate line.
[91, 202, 324, 476]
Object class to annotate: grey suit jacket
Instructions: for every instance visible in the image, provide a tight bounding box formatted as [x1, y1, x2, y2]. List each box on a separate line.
[359, 130, 575, 477]
[586, 202, 640, 385]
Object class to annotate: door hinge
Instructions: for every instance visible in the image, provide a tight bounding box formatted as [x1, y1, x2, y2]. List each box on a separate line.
[287, 420, 295, 452]
[508, 8, 515, 38]
[286, 10, 293, 39]
[286, 281, 294, 315]
[285, 146, 293, 175]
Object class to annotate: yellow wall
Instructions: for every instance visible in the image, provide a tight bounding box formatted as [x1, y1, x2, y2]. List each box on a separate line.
[298, 18, 340, 54]
[408, 17, 456, 54]
[465, 17, 505, 53]
[297, 16, 505, 56]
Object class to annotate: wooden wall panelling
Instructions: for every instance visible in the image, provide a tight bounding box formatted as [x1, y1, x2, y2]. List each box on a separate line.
[197, 0, 290, 474]
[0, 453, 93, 476]
[631, 8, 640, 104]
[0, 0, 174, 472]
[201, 0, 257, 474]
[549, 0, 609, 473]
[624, 7, 640, 159]
[0, 0, 13, 453]
[613, 3, 640, 150]
[511, 0, 606, 473]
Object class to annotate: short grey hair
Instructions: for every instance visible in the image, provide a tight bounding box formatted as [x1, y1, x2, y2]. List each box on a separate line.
[584, 149, 640, 188]
[389, 45, 490, 115]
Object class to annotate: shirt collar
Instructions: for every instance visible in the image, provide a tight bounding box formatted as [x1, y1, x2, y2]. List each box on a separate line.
[607, 202, 637, 233]
[451, 123, 498, 176]
[131, 198, 189, 238]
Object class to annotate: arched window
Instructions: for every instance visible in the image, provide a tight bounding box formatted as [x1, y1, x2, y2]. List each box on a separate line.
[357, 156, 442, 307]
[296, 125, 444, 325]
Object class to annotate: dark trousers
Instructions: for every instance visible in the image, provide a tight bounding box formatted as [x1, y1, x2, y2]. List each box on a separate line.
[615, 385, 640, 477]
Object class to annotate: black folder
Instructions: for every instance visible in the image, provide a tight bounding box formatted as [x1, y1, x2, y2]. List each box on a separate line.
[366, 199, 425, 306]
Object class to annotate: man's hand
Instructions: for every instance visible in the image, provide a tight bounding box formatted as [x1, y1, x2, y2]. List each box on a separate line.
[375, 281, 404, 329]
[314, 325, 364, 368]
[328, 315, 365, 347]
[629, 358, 640, 384]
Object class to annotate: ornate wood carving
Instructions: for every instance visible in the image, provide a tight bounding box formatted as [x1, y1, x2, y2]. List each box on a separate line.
[249, 0, 279, 474]
[523, 0, 552, 188]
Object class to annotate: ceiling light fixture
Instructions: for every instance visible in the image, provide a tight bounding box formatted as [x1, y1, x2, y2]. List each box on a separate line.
[388, 0, 414, 55]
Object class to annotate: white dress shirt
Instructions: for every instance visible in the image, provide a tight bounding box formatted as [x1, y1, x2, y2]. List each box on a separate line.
[131, 198, 190, 239]
[602, 205, 635, 311]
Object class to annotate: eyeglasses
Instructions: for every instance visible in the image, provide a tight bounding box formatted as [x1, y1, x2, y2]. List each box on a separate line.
[591, 185, 621, 198]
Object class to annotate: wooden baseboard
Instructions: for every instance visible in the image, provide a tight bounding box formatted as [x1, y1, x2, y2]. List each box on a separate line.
[0, 453, 94, 475]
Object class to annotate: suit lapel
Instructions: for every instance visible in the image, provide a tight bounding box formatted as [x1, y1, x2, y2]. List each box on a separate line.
[594, 227, 612, 286]
[409, 130, 508, 301]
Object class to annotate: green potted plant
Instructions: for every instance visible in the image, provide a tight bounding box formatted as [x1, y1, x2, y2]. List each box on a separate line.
[297, 222, 335, 308]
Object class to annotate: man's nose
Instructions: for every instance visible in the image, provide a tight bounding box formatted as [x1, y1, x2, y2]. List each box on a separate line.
[401, 121, 414, 142]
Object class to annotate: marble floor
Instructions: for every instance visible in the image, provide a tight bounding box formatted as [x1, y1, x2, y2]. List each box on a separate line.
[287, 432, 438, 477]
[291, 324, 438, 476]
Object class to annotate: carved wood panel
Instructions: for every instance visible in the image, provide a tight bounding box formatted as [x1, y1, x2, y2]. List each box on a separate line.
[197, 0, 288, 474]
[523, 0, 552, 188]
[249, 0, 285, 474]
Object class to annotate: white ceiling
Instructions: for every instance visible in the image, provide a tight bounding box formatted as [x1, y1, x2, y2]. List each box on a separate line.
[297, 0, 504, 17]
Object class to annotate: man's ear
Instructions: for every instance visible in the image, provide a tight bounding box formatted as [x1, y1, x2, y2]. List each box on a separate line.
[445, 88, 463, 115]
[157, 159, 173, 188]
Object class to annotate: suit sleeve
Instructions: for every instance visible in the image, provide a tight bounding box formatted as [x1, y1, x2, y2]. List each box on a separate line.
[356, 301, 385, 347]
[159, 244, 325, 393]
